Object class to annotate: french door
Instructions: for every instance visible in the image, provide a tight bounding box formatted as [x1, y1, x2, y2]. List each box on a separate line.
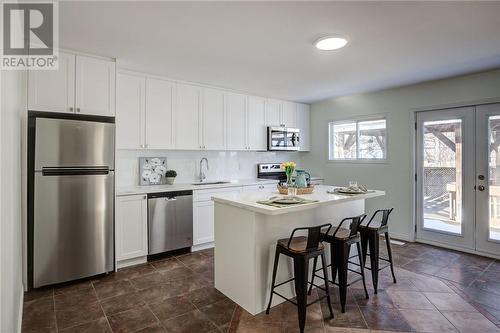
[416, 103, 500, 257]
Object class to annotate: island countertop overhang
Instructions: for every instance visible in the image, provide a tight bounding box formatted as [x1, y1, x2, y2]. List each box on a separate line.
[211, 185, 385, 216]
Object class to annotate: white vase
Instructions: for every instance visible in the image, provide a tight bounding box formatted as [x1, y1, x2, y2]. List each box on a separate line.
[165, 177, 175, 185]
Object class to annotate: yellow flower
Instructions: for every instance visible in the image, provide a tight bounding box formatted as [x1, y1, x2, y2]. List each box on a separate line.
[280, 161, 296, 172]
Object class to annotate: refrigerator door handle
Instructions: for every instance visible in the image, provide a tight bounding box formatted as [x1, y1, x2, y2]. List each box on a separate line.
[41, 167, 111, 176]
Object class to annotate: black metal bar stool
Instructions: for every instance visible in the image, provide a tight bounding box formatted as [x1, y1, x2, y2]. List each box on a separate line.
[266, 224, 334, 333]
[308, 214, 369, 313]
[359, 208, 396, 294]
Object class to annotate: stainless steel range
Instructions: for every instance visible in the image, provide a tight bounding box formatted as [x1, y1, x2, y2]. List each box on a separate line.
[257, 163, 287, 182]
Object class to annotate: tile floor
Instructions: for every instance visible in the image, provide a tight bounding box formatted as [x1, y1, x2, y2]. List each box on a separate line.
[22, 242, 500, 333]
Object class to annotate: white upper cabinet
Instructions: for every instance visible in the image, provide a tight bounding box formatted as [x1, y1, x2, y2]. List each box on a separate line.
[202, 88, 226, 150]
[266, 98, 282, 127]
[297, 103, 311, 151]
[281, 101, 297, 128]
[28, 52, 75, 113]
[116, 73, 145, 149]
[176, 83, 201, 150]
[146, 78, 175, 149]
[75, 55, 116, 116]
[247, 95, 267, 151]
[226, 92, 247, 150]
[28, 51, 115, 116]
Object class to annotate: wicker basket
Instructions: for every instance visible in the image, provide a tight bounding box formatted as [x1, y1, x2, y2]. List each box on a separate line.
[277, 185, 315, 195]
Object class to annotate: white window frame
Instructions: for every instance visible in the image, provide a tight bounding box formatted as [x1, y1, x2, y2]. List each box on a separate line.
[328, 116, 388, 163]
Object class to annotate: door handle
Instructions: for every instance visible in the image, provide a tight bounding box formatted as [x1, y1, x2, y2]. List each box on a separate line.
[478, 185, 486, 191]
[478, 175, 485, 180]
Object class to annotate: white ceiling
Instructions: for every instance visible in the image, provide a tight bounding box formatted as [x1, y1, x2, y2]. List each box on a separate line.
[59, 1, 500, 103]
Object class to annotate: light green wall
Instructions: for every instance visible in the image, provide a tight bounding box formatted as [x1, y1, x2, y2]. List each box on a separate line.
[306, 69, 500, 240]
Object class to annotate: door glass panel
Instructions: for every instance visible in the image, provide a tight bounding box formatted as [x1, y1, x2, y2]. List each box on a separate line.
[488, 116, 500, 241]
[422, 119, 462, 234]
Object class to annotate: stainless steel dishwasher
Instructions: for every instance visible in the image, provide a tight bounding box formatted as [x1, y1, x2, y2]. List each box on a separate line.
[148, 190, 193, 255]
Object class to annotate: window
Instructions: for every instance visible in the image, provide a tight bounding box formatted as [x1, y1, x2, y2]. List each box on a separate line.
[329, 118, 387, 161]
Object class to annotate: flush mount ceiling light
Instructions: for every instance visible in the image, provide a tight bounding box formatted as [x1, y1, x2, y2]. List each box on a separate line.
[314, 36, 348, 51]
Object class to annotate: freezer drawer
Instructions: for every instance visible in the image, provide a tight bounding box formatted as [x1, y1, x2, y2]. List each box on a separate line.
[148, 191, 193, 255]
[33, 172, 114, 287]
[34, 117, 115, 169]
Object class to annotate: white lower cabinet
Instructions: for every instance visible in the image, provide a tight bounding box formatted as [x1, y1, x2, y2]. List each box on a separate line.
[193, 187, 242, 246]
[116, 195, 148, 262]
[242, 183, 277, 192]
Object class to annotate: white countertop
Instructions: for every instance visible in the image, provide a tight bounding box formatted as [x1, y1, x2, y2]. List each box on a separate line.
[116, 178, 279, 196]
[211, 185, 385, 215]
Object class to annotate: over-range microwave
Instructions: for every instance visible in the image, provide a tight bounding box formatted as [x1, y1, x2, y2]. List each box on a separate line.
[267, 127, 300, 151]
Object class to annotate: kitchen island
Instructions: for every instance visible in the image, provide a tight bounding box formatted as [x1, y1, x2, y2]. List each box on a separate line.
[212, 185, 385, 315]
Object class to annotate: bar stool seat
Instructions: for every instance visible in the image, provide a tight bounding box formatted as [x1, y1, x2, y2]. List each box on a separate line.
[277, 236, 325, 253]
[267, 224, 334, 333]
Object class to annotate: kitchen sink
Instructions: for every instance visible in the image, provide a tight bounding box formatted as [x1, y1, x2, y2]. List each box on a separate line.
[191, 181, 232, 186]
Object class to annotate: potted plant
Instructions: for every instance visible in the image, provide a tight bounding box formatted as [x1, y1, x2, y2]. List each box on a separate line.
[165, 170, 177, 185]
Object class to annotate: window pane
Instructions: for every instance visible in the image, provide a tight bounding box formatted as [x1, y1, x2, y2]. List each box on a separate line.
[358, 119, 386, 159]
[488, 116, 500, 241]
[332, 122, 356, 159]
[422, 119, 462, 235]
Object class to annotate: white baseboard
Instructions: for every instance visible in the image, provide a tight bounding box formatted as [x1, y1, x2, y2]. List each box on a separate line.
[17, 284, 24, 333]
[191, 242, 214, 252]
[386, 232, 412, 242]
[116, 256, 147, 269]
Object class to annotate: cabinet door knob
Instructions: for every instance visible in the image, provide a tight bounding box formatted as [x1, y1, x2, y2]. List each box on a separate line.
[143, 195, 147, 199]
[76, 108, 81, 112]
[69, 107, 74, 112]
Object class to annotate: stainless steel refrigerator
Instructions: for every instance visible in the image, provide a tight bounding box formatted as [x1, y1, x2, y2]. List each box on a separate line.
[28, 112, 115, 289]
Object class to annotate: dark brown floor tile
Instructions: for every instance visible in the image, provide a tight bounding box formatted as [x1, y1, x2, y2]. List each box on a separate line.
[488, 261, 500, 272]
[199, 247, 215, 257]
[107, 305, 158, 333]
[461, 285, 500, 311]
[100, 291, 146, 315]
[151, 257, 184, 272]
[160, 266, 196, 281]
[22, 297, 56, 332]
[387, 290, 435, 310]
[93, 279, 135, 300]
[185, 286, 227, 307]
[442, 311, 500, 333]
[55, 300, 105, 330]
[235, 321, 283, 333]
[410, 276, 455, 293]
[399, 309, 458, 333]
[424, 292, 477, 312]
[199, 298, 237, 327]
[449, 253, 494, 270]
[471, 279, 500, 296]
[161, 309, 217, 333]
[54, 286, 98, 308]
[149, 295, 196, 321]
[134, 323, 168, 332]
[58, 317, 112, 332]
[92, 263, 157, 283]
[177, 252, 208, 266]
[352, 289, 394, 308]
[130, 272, 168, 290]
[321, 303, 366, 329]
[402, 259, 443, 275]
[435, 266, 483, 286]
[22, 327, 56, 333]
[54, 280, 93, 295]
[24, 288, 53, 302]
[359, 306, 412, 331]
[169, 274, 211, 294]
[139, 283, 187, 304]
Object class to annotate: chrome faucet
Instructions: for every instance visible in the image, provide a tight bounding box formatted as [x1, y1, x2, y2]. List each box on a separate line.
[199, 157, 209, 182]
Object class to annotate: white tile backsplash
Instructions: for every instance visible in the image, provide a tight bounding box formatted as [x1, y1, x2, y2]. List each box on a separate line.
[116, 150, 303, 187]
